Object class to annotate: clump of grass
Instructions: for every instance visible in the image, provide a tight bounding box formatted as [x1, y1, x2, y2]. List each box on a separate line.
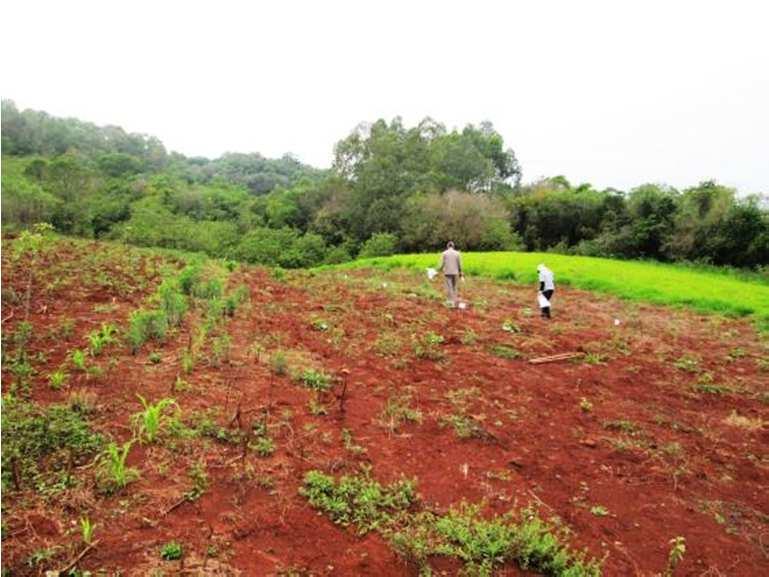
[579, 398, 593, 412]
[413, 331, 445, 360]
[300, 369, 333, 391]
[86, 323, 118, 356]
[70, 349, 88, 371]
[379, 392, 423, 432]
[489, 344, 521, 359]
[127, 309, 168, 354]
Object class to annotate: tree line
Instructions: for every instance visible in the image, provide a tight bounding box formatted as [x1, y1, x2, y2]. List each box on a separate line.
[2, 99, 767, 269]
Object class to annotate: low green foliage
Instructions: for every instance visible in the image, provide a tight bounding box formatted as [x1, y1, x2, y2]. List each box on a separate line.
[300, 469, 416, 534]
[301, 469, 602, 577]
[489, 345, 521, 359]
[300, 369, 333, 391]
[1, 395, 104, 490]
[160, 541, 183, 561]
[127, 308, 168, 353]
[86, 322, 118, 356]
[380, 392, 423, 432]
[413, 332, 445, 360]
[185, 461, 209, 501]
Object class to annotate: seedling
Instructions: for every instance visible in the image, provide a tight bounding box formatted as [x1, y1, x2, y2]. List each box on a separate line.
[70, 349, 88, 371]
[160, 541, 183, 561]
[80, 516, 96, 545]
[665, 536, 686, 576]
[148, 351, 162, 364]
[132, 395, 178, 443]
[185, 461, 208, 501]
[49, 368, 69, 390]
[98, 441, 139, 492]
[590, 505, 609, 517]
[579, 398, 593, 413]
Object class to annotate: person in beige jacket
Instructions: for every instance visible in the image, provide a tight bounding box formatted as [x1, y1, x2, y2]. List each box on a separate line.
[438, 241, 463, 306]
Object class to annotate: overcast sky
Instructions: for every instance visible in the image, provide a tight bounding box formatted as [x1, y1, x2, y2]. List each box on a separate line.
[3, 1, 768, 193]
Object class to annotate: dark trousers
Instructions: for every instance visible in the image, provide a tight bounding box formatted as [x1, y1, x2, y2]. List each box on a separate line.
[541, 289, 554, 318]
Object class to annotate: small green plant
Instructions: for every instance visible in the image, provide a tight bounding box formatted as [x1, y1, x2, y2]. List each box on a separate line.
[181, 350, 195, 374]
[160, 541, 183, 561]
[98, 441, 139, 493]
[490, 344, 521, 359]
[127, 309, 168, 353]
[185, 461, 208, 501]
[300, 369, 332, 391]
[132, 395, 177, 443]
[148, 351, 162, 364]
[665, 536, 686, 576]
[589, 505, 609, 517]
[501, 320, 521, 333]
[341, 428, 366, 455]
[583, 352, 606, 365]
[460, 329, 478, 345]
[413, 332, 445, 360]
[271, 351, 288, 375]
[674, 355, 700, 373]
[579, 398, 593, 412]
[48, 368, 69, 390]
[311, 318, 330, 332]
[603, 420, 640, 434]
[70, 349, 87, 371]
[251, 435, 276, 457]
[80, 516, 96, 545]
[308, 396, 328, 416]
[211, 333, 232, 367]
[87, 323, 117, 356]
[379, 393, 422, 432]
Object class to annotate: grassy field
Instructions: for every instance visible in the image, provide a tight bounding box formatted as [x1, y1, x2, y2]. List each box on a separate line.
[339, 252, 769, 323]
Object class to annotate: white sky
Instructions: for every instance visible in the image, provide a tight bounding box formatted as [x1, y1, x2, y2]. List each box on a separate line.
[3, 0, 768, 193]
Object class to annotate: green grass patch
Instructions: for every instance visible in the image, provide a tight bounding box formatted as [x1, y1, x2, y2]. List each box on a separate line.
[336, 252, 769, 323]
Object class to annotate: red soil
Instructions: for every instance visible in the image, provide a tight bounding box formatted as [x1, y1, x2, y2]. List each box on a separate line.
[2, 243, 768, 576]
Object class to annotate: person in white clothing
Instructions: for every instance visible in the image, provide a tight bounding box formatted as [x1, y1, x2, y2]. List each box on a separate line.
[537, 264, 555, 318]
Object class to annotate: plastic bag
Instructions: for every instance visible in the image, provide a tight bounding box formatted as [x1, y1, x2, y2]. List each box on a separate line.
[537, 293, 550, 308]
[426, 267, 437, 280]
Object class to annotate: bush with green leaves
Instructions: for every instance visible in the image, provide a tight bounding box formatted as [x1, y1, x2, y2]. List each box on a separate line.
[359, 232, 398, 258]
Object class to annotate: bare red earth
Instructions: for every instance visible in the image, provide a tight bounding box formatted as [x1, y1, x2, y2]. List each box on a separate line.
[2, 241, 768, 576]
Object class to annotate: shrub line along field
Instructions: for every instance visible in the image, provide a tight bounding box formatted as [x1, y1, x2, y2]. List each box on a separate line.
[2, 235, 768, 576]
[340, 252, 769, 324]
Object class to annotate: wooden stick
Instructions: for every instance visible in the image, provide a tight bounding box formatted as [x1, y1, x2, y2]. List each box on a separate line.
[57, 539, 101, 575]
[529, 352, 583, 365]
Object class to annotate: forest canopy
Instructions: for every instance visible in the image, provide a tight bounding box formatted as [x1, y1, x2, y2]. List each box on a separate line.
[2, 99, 767, 269]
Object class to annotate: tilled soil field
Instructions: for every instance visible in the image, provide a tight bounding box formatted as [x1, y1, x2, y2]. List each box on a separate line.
[2, 239, 768, 576]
